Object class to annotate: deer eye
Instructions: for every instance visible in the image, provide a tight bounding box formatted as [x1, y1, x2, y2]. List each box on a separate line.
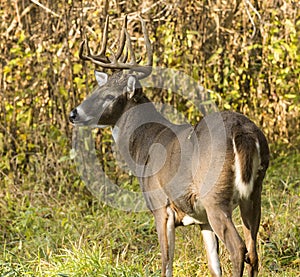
[105, 95, 115, 101]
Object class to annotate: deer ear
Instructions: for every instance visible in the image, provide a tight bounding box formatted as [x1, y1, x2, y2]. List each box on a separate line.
[95, 71, 108, 87]
[126, 76, 136, 99]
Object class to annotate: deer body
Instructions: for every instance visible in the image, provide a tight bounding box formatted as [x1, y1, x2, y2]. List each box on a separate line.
[69, 16, 269, 277]
[109, 84, 269, 277]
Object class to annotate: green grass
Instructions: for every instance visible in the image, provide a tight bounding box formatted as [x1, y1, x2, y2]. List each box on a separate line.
[0, 148, 299, 277]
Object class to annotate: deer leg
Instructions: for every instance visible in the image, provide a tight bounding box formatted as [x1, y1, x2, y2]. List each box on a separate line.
[200, 223, 222, 277]
[153, 207, 175, 277]
[205, 206, 246, 277]
[239, 185, 262, 277]
[166, 207, 175, 276]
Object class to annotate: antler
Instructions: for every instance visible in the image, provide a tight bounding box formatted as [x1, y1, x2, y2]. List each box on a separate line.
[79, 15, 152, 79]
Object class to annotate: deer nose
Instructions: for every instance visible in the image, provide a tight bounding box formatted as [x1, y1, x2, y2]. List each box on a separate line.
[69, 108, 78, 123]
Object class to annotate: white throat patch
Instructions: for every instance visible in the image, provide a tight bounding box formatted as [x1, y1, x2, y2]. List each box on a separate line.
[112, 126, 120, 142]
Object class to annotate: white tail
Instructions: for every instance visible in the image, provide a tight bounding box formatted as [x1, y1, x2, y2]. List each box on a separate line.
[233, 135, 261, 199]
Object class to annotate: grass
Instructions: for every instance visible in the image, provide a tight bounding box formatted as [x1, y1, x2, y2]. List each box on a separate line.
[0, 146, 299, 277]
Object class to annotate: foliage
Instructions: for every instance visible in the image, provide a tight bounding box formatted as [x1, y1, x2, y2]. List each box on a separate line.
[0, 0, 299, 276]
[0, 152, 299, 276]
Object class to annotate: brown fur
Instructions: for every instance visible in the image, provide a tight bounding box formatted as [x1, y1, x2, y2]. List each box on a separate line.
[232, 124, 258, 184]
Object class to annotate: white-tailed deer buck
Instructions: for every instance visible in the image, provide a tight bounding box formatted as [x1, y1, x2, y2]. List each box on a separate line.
[69, 15, 269, 277]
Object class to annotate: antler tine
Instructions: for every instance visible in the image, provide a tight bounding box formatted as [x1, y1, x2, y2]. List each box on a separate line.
[79, 15, 152, 78]
[80, 16, 110, 63]
[89, 15, 110, 63]
[138, 15, 153, 68]
[132, 15, 153, 79]
[99, 15, 109, 56]
[115, 15, 127, 61]
[125, 29, 137, 65]
[120, 47, 128, 63]
[79, 38, 94, 61]
[79, 39, 87, 61]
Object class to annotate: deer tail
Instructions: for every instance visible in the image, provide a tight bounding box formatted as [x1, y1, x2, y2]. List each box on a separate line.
[232, 127, 261, 199]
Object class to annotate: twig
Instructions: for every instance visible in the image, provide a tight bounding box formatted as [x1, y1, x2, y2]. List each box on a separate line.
[5, 4, 33, 37]
[244, 0, 261, 39]
[0, 123, 20, 149]
[30, 0, 61, 18]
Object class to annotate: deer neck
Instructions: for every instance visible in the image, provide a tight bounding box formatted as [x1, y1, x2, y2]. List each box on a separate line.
[112, 95, 173, 171]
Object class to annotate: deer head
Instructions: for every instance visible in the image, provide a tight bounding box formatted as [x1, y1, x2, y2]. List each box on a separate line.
[69, 15, 152, 127]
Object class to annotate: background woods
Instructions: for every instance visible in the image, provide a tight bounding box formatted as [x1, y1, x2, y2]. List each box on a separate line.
[0, 0, 299, 276]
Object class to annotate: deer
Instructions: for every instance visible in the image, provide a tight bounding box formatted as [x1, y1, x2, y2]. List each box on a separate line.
[69, 15, 269, 277]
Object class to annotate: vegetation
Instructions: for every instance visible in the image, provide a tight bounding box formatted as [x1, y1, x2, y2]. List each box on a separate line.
[0, 0, 299, 276]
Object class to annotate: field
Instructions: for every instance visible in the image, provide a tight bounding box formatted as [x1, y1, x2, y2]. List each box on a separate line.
[0, 0, 299, 276]
[0, 143, 299, 276]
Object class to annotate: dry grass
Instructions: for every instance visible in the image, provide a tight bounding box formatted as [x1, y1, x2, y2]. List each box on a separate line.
[0, 148, 299, 276]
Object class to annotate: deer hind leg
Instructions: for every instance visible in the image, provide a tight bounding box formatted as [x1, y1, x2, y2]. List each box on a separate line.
[200, 223, 222, 277]
[205, 206, 246, 277]
[153, 207, 175, 277]
[239, 182, 262, 277]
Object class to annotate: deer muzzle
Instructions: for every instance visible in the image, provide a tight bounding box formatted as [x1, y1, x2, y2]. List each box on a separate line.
[69, 108, 78, 124]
